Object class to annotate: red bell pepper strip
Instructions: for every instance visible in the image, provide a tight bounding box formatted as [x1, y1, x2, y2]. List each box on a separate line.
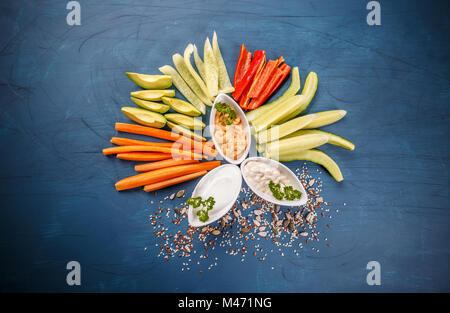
[269, 63, 291, 95]
[234, 44, 252, 87]
[247, 67, 282, 110]
[247, 63, 291, 110]
[249, 56, 284, 99]
[232, 50, 265, 101]
[239, 81, 252, 110]
[240, 55, 266, 110]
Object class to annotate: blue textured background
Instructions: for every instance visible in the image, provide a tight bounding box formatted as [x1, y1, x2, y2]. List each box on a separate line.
[0, 0, 449, 292]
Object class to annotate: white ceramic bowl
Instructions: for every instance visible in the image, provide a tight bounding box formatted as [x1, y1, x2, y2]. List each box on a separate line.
[210, 93, 251, 165]
[240, 157, 308, 207]
[187, 164, 242, 227]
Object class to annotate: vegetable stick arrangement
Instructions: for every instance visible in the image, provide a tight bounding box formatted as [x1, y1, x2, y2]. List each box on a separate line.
[238, 53, 355, 182]
[103, 32, 355, 196]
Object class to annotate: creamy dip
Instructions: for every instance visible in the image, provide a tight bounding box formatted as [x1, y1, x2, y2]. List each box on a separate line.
[242, 160, 292, 198]
[214, 108, 247, 160]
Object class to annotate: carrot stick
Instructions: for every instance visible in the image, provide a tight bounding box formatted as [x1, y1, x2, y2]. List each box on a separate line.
[103, 145, 206, 160]
[111, 137, 207, 154]
[116, 152, 172, 162]
[135, 159, 199, 173]
[111, 137, 175, 147]
[143, 171, 207, 192]
[115, 161, 221, 191]
[115, 123, 217, 157]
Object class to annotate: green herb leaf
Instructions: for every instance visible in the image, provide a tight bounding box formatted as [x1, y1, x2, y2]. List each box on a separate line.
[269, 181, 302, 201]
[283, 185, 302, 200]
[186, 196, 202, 208]
[269, 181, 284, 200]
[187, 196, 216, 222]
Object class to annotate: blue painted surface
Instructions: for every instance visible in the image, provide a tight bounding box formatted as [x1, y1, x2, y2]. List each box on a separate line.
[0, 0, 449, 292]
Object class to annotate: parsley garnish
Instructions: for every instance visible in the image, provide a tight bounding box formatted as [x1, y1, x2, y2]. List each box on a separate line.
[215, 102, 236, 125]
[268, 181, 302, 201]
[186, 196, 216, 222]
[283, 185, 302, 200]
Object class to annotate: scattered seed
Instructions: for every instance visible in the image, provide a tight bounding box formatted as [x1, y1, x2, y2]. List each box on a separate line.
[212, 229, 220, 235]
[170, 193, 175, 200]
[300, 232, 308, 237]
[288, 222, 295, 231]
[258, 232, 267, 237]
[283, 219, 290, 228]
[240, 227, 249, 234]
[176, 190, 185, 198]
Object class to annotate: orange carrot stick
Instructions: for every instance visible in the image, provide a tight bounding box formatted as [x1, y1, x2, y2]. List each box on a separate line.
[111, 137, 175, 147]
[135, 159, 199, 173]
[103, 145, 206, 160]
[115, 123, 216, 157]
[115, 161, 221, 191]
[116, 152, 172, 162]
[111, 137, 207, 154]
[143, 171, 207, 192]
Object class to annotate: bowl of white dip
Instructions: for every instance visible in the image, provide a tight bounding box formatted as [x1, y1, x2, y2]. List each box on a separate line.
[187, 164, 242, 227]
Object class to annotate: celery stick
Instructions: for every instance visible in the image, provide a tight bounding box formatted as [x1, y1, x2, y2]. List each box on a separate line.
[277, 72, 318, 123]
[204, 37, 219, 98]
[252, 95, 308, 132]
[265, 134, 328, 160]
[246, 67, 300, 123]
[284, 129, 355, 151]
[212, 31, 234, 94]
[172, 53, 212, 106]
[256, 114, 317, 144]
[193, 45, 206, 81]
[303, 110, 347, 129]
[276, 149, 343, 182]
[251, 72, 317, 131]
[159, 65, 206, 114]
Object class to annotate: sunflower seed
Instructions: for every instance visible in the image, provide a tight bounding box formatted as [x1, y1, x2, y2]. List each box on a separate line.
[288, 222, 295, 231]
[258, 232, 267, 237]
[176, 190, 185, 198]
[212, 229, 220, 235]
[240, 227, 249, 234]
[306, 212, 315, 224]
[174, 207, 180, 215]
[170, 193, 175, 200]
